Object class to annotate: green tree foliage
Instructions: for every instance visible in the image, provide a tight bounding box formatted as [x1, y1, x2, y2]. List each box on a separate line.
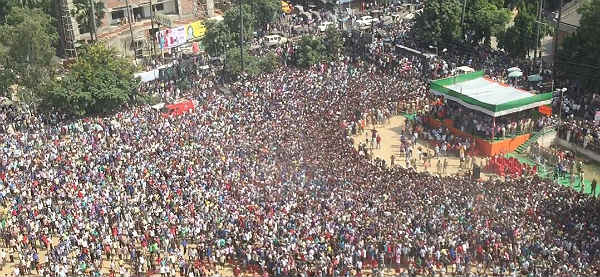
[323, 25, 343, 61]
[414, 0, 463, 45]
[253, 0, 279, 32]
[498, 2, 552, 58]
[498, 6, 535, 57]
[203, 19, 235, 57]
[0, 7, 57, 101]
[295, 36, 326, 68]
[464, 0, 511, 45]
[557, 0, 600, 90]
[71, 0, 105, 35]
[45, 43, 140, 115]
[224, 47, 261, 77]
[1, 0, 58, 24]
[258, 53, 280, 73]
[224, 4, 256, 45]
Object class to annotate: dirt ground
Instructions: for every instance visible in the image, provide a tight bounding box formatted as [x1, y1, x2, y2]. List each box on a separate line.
[352, 115, 497, 181]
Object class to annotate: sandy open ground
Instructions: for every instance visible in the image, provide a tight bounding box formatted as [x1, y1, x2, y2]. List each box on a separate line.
[352, 115, 497, 181]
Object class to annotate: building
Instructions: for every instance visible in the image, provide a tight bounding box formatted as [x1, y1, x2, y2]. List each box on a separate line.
[57, 0, 226, 58]
[556, 0, 589, 43]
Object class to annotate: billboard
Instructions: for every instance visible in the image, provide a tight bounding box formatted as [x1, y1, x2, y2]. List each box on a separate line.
[186, 21, 206, 40]
[156, 26, 186, 49]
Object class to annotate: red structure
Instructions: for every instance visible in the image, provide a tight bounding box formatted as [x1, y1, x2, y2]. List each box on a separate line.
[425, 117, 531, 157]
[162, 99, 195, 118]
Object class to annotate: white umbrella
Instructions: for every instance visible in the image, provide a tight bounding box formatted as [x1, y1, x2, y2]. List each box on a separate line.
[506, 67, 521, 73]
[527, 74, 542, 82]
[456, 66, 475, 73]
[508, 71, 523, 78]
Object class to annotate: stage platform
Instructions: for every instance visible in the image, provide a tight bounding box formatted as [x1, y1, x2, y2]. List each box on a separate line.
[426, 117, 531, 157]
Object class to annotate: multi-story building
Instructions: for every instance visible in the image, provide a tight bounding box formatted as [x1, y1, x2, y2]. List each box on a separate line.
[59, 0, 226, 58]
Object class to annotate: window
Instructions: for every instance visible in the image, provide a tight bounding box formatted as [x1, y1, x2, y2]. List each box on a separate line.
[153, 3, 164, 11]
[111, 9, 125, 20]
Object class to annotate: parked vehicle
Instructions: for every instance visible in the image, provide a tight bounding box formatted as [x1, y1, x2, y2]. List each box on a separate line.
[264, 35, 289, 47]
[318, 21, 334, 32]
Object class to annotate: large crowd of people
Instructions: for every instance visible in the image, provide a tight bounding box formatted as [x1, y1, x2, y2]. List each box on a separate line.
[1, 52, 600, 277]
[0, 5, 599, 277]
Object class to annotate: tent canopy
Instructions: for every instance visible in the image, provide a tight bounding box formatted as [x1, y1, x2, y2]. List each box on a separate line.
[455, 65, 475, 73]
[508, 71, 523, 78]
[430, 71, 553, 117]
[506, 67, 521, 72]
[527, 74, 542, 82]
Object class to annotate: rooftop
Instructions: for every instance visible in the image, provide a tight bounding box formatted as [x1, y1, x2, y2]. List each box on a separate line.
[430, 71, 553, 117]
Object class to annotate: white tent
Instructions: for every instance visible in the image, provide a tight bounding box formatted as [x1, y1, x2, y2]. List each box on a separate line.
[456, 66, 475, 73]
[506, 67, 521, 73]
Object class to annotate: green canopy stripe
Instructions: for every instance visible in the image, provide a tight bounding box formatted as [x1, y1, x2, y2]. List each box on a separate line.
[430, 71, 553, 116]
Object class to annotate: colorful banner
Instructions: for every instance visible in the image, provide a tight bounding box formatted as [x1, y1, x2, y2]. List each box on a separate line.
[538, 105, 552, 117]
[186, 21, 206, 41]
[156, 26, 186, 49]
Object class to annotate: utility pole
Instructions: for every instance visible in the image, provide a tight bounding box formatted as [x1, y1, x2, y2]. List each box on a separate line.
[89, 0, 97, 41]
[460, 0, 468, 41]
[534, 0, 543, 73]
[150, 0, 156, 57]
[125, 0, 137, 65]
[239, 0, 244, 73]
[552, 0, 563, 83]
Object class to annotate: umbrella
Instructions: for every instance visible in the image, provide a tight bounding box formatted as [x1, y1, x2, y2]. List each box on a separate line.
[508, 71, 523, 78]
[506, 67, 521, 73]
[456, 66, 475, 73]
[527, 74, 542, 82]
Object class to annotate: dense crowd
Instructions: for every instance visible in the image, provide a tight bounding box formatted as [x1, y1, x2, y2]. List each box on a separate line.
[0, 5, 599, 277]
[1, 51, 600, 277]
[557, 119, 600, 154]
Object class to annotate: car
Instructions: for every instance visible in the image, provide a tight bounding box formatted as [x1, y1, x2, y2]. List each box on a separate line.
[391, 12, 402, 22]
[357, 15, 378, 26]
[318, 21, 334, 32]
[263, 35, 288, 47]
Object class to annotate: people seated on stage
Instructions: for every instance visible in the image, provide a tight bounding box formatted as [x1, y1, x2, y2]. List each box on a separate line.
[430, 100, 553, 140]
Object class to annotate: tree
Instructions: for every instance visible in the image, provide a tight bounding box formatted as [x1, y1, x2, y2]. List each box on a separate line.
[323, 25, 344, 61]
[557, 0, 600, 90]
[258, 53, 280, 73]
[498, 3, 552, 58]
[203, 19, 234, 57]
[413, 0, 463, 45]
[71, 0, 105, 36]
[1, 0, 57, 24]
[295, 36, 325, 68]
[45, 43, 140, 115]
[224, 46, 260, 77]
[463, 0, 511, 45]
[0, 7, 57, 102]
[498, 6, 535, 57]
[252, 0, 279, 32]
[224, 3, 256, 45]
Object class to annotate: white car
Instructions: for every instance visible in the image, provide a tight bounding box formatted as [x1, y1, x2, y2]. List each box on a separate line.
[318, 21, 334, 32]
[263, 35, 288, 47]
[357, 15, 378, 26]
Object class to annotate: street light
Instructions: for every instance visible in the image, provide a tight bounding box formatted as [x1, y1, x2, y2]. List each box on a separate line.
[558, 87, 567, 124]
[428, 45, 447, 56]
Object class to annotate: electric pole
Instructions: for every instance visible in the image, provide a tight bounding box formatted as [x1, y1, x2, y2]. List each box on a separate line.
[125, 0, 137, 65]
[239, 0, 244, 73]
[89, 0, 97, 41]
[460, 0, 468, 41]
[150, 0, 156, 57]
[535, 0, 543, 73]
[552, 0, 563, 83]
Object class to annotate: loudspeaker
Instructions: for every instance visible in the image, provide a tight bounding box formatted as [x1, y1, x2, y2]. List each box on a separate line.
[472, 165, 481, 180]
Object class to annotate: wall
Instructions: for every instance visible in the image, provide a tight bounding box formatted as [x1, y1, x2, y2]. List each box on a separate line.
[555, 138, 600, 163]
[536, 130, 557, 148]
